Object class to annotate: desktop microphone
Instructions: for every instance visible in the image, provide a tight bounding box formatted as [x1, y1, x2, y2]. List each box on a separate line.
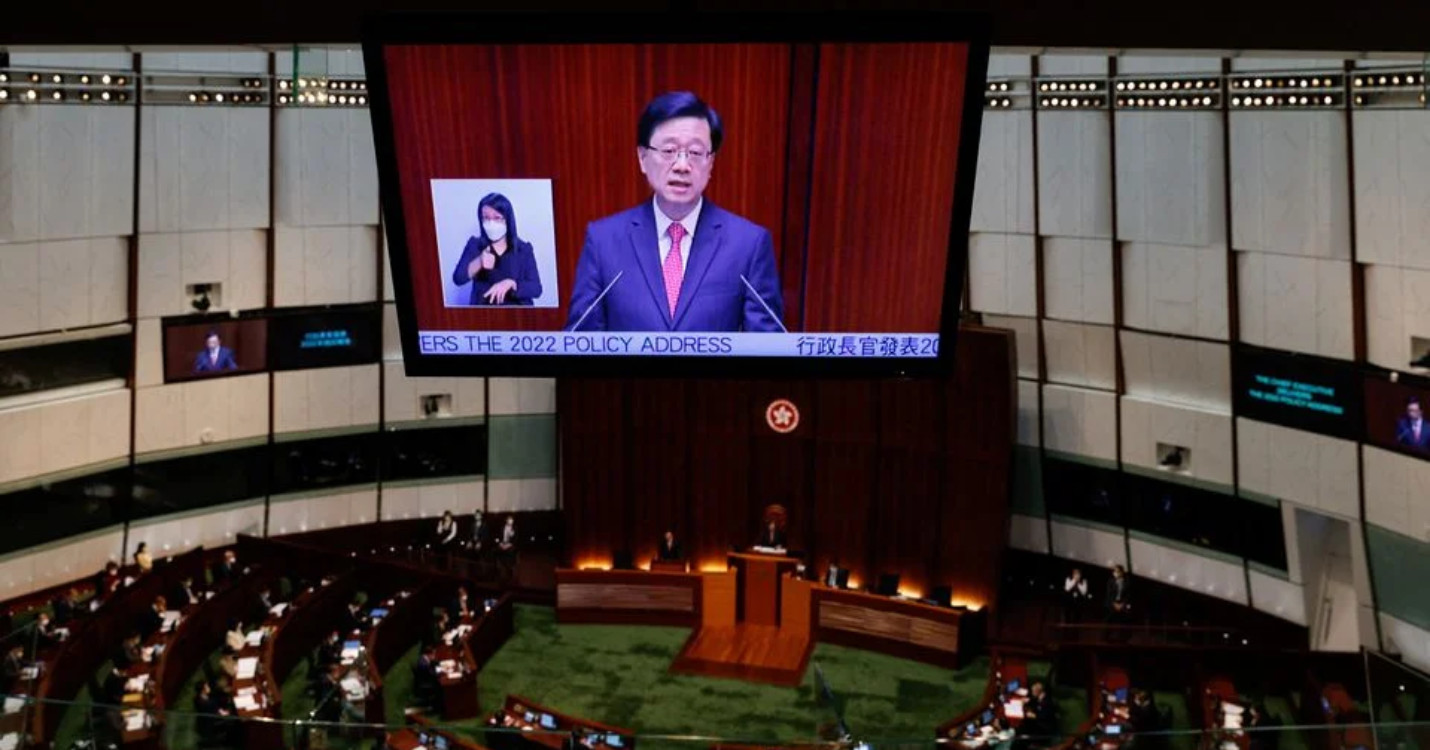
[739, 274, 788, 333]
[567, 270, 624, 332]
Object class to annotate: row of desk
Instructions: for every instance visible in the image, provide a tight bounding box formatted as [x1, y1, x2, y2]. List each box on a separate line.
[555, 558, 981, 668]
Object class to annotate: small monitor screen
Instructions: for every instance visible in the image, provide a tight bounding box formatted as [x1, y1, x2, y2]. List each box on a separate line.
[162, 316, 268, 383]
[1233, 344, 1362, 440]
[267, 306, 381, 372]
[342, 640, 361, 651]
[364, 12, 991, 377]
[607, 735, 623, 748]
[1364, 374, 1430, 461]
[1105, 725, 1122, 736]
[524, 711, 535, 723]
[1114, 687, 1128, 703]
[540, 714, 557, 730]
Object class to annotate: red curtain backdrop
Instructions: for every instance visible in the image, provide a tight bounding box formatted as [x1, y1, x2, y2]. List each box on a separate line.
[558, 325, 1014, 609]
[382, 41, 967, 334]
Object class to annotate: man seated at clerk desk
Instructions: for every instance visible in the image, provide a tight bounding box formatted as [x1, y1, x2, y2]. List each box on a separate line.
[657, 530, 683, 561]
[753, 520, 786, 553]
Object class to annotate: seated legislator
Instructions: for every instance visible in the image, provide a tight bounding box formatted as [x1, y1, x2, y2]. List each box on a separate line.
[137, 596, 167, 639]
[563, 91, 784, 333]
[449, 586, 475, 621]
[754, 520, 786, 552]
[171, 575, 201, 609]
[657, 530, 683, 561]
[411, 644, 441, 712]
[113, 633, 142, 669]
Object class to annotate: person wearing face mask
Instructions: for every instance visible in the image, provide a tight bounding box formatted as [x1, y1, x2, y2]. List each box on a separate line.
[451, 192, 544, 306]
[564, 90, 784, 333]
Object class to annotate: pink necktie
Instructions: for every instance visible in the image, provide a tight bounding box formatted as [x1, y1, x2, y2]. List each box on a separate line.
[663, 223, 686, 318]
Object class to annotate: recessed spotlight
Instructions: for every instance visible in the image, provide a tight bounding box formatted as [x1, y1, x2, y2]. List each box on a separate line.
[278, 80, 290, 90]
[188, 92, 198, 102]
[28, 73, 40, 83]
[0, 74, 7, 83]
[117, 92, 128, 102]
[214, 93, 224, 103]
[0, 90, 8, 101]
[79, 92, 90, 101]
[51, 74, 63, 84]
[101, 74, 112, 85]
[115, 76, 127, 86]
[24, 89, 36, 101]
[100, 91, 111, 101]
[51, 90, 63, 101]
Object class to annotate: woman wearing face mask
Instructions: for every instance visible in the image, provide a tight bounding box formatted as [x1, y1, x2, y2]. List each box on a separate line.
[451, 192, 544, 305]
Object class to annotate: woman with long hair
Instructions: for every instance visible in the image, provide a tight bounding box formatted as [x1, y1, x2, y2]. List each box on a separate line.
[451, 192, 543, 305]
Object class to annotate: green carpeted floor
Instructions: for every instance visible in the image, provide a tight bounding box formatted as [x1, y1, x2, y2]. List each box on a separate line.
[413, 605, 990, 746]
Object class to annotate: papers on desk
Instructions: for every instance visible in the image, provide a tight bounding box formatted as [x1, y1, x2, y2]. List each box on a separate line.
[340, 643, 362, 665]
[340, 676, 366, 701]
[0, 732, 17, 750]
[125, 675, 150, 694]
[1003, 699, 1025, 719]
[204, 590, 215, 601]
[268, 602, 288, 617]
[236, 657, 259, 680]
[141, 646, 156, 663]
[233, 692, 262, 712]
[1222, 703, 1245, 716]
[3, 697, 24, 715]
[161, 610, 181, 633]
[750, 546, 786, 554]
[18, 666, 38, 681]
[245, 630, 265, 648]
[123, 709, 148, 731]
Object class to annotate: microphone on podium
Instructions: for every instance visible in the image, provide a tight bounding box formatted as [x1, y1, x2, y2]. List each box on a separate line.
[740, 274, 788, 333]
[567, 270, 624, 332]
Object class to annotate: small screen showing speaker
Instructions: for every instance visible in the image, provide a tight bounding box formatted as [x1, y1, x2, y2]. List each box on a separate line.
[268, 306, 381, 372]
[162, 317, 269, 384]
[1363, 373, 1430, 460]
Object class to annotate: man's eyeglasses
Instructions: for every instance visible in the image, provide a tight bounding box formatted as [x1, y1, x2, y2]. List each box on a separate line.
[645, 145, 712, 166]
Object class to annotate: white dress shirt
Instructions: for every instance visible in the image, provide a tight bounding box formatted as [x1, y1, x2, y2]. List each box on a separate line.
[652, 196, 702, 282]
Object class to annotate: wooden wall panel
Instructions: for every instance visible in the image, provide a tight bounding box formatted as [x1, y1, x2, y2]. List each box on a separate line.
[688, 380, 752, 568]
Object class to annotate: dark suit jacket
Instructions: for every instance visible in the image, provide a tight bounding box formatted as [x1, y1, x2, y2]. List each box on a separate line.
[114, 642, 141, 669]
[339, 606, 364, 634]
[1, 654, 22, 683]
[212, 562, 237, 587]
[470, 521, 488, 552]
[1106, 577, 1130, 611]
[1396, 418, 1430, 450]
[137, 607, 163, 639]
[756, 528, 787, 549]
[193, 347, 238, 373]
[452, 237, 543, 306]
[412, 655, 440, 694]
[657, 540, 683, 561]
[314, 640, 341, 669]
[1022, 693, 1054, 736]
[564, 201, 784, 332]
[51, 597, 74, 626]
[171, 584, 200, 609]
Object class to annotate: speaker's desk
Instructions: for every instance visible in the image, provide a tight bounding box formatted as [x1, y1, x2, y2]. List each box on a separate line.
[727, 552, 799, 626]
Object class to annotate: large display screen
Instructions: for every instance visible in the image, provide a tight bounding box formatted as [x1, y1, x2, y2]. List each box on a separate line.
[364, 12, 990, 376]
[1232, 344, 1362, 440]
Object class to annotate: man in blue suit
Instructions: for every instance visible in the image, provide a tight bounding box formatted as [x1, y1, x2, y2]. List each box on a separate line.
[193, 330, 238, 374]
[564, 91, 784, 333]
[1396, 397, 1430, 452]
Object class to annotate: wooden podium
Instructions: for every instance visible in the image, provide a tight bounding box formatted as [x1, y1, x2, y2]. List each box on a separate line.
[728, 552, 799, 626]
